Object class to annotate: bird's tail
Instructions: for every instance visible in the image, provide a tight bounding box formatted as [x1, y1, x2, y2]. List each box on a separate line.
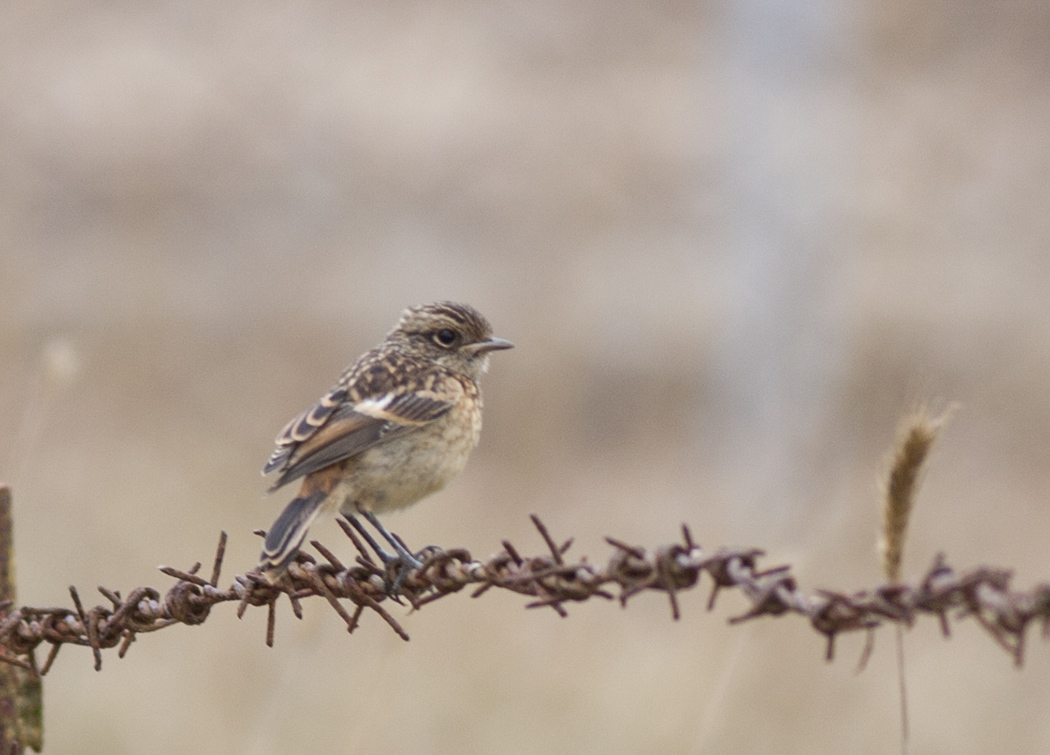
[260, 491, 327, 575]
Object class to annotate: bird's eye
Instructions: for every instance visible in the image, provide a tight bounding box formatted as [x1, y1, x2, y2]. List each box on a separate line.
[434, 329, 458, 347]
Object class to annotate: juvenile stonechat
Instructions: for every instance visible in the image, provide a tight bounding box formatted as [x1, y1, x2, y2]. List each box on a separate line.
[259, 301, 512, 578]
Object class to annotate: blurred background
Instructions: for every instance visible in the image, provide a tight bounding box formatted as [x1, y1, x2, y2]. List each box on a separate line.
[3, 1, 1050, 752]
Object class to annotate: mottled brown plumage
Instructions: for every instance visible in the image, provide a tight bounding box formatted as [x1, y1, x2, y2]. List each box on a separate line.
[260, 302, 512, 576]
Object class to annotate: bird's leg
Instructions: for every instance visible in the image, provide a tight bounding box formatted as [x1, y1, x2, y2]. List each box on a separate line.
[348, 507, 424, 596]
[361, 510, 424, 569]
[344, 514, 396, 563]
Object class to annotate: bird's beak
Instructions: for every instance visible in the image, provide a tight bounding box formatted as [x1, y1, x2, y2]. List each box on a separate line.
[470, 337, 514, 354]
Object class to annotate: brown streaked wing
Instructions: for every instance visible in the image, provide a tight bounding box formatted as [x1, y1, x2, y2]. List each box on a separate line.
[265, 375, 464, 491]
[267, 408, 390, 491]
[263, 386, 348, 474]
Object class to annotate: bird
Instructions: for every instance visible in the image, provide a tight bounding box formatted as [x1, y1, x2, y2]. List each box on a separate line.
[259, 301, 512, 583]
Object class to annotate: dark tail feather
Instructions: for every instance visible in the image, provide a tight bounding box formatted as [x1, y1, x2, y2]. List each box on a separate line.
[260, 491, 327, 574]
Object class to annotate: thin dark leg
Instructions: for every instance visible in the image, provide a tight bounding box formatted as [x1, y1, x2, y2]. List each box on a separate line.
[361, 510, 423, 569]
[344, 514, 395, 563]
[346, 509, 423, 596]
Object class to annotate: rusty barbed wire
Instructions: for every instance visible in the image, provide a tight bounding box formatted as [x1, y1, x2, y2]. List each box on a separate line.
[1, 513, 1049, 676]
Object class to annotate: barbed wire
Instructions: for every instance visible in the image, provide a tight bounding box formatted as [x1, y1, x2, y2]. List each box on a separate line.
[1, 513, 1048, 676]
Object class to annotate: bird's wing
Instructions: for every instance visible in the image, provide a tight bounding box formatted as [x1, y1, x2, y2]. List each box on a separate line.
[263, 367, 464, 491]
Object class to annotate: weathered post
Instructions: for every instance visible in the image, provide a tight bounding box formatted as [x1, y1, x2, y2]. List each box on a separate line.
[0, 485, 43, 753]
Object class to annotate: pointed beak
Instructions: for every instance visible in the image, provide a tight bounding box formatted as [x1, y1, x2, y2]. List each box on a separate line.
[471, 337, 514, 354]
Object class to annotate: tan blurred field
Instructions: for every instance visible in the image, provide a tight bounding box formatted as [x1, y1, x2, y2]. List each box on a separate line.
[3, 2, 1050, 753]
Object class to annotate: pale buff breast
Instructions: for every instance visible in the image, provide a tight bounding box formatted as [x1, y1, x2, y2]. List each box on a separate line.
[332, 394, 483, 516]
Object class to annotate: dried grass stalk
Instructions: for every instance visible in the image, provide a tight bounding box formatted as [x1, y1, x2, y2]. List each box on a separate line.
[880, 407, 951, 584]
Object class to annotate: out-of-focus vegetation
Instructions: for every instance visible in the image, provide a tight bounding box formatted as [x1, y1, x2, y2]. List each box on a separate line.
[3, 2, 1050, 752]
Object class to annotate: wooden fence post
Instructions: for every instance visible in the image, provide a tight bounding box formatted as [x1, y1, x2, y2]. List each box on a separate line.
[0, 485, 43, 753]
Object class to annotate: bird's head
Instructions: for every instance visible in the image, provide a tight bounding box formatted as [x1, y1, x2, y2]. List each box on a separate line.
[391, 301, 513, 377]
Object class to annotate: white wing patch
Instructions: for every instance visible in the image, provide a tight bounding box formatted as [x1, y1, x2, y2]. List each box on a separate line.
[353, 394, 396, 417]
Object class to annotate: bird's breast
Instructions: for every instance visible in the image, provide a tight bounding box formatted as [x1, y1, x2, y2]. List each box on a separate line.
[337, 392, 483, 515]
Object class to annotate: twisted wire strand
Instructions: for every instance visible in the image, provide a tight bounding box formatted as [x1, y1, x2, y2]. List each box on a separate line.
[1, 514, 1048, 675]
